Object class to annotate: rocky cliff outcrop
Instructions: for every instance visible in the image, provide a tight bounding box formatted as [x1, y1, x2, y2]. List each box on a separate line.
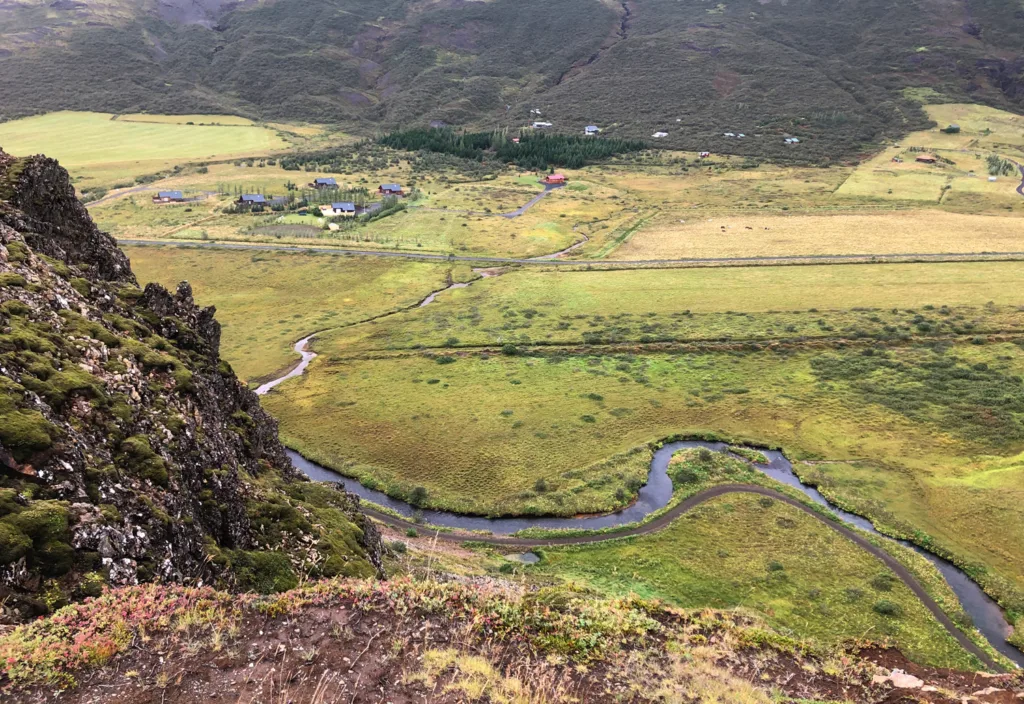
[0, 149, 383, 618]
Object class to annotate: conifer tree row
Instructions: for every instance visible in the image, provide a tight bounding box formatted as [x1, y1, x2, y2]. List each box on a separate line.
[378, 128, 647, 170]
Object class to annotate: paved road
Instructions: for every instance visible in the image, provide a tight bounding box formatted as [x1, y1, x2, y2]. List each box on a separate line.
[365, 483, 1002, 671]
[119, 238, 1024, 268]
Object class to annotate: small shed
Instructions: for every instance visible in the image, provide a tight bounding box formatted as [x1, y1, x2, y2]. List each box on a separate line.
[153, 190, 185, 203]
[379, 183, 404, 196]
[652, 131, 668, 138]
[532, 121, 553, 129]
[942, 124, 961, 134]
[584, 125, 601, 136]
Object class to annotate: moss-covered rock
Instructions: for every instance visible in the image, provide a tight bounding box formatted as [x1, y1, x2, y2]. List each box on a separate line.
[230, 550, 298, 594]
[0, 522, 33, 564]
[117, 436, 169, 487]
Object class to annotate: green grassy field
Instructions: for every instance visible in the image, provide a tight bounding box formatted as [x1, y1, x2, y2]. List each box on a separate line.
[0, 111, 291, 191]
[534, 490, 980, 669]
[125, 246, 465, 383]
[321, 261, 1024, 354]
[251, 259, 1024, 630]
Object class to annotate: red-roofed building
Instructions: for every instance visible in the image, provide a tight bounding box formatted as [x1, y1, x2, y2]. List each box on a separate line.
[543, 173, 566, 185]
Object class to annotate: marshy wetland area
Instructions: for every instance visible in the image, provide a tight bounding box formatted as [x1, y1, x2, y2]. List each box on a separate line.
[4, 99, 1024, 678]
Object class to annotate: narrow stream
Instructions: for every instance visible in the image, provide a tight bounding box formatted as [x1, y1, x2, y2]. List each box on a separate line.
[287, 443, 1023, 668]
[254, 335, 317, 395]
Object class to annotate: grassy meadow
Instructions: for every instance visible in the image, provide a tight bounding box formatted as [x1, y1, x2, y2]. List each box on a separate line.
[250, 259, 1024, 625]
[32, 102, 1024, 664]
[534, 491, 981, 669]
[0, 111, 297, 191]
[126, 246, 464, 383]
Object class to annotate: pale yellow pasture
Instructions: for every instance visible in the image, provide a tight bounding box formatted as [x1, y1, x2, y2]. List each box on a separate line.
[614, 210, 1024, 260]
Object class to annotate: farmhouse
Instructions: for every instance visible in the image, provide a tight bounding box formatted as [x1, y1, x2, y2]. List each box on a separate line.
[238, 194, 268, 205]
[310, 177, 338, 189]
[152, 190, 185, 203]
[319, 202, 356, 217]
[915, 154, 937, 164]
[378, 183, 404, 196]
[543, 173, 567, 185]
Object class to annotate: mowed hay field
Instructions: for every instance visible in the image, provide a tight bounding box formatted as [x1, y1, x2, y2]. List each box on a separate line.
[612, 210, 1024, 260]
[125, 246, 461, 383]
[536, 492, 982, 670]
[0, 111, 290, 189]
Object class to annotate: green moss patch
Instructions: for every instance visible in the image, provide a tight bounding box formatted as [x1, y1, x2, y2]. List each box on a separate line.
[229, 550, 297, 594]
[117, 436, 169, 487]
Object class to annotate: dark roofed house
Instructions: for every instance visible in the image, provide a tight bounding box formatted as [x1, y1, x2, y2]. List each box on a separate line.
[333, 202, 356, 213]
[378, 183, 403, 196]
[943, 124, 961, 134]
[238, 194, 268, 206]
[311, 177, 338, 189]
[152, 190, 185, 203]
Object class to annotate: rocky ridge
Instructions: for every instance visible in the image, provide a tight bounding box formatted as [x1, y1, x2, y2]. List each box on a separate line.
[0, 148, 382, 618]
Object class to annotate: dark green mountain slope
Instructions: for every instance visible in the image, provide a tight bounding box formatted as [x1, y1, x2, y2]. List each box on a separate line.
[1, 0, 1023, 160]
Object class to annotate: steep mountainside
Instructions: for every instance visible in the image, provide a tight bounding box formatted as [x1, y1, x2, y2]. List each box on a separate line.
[0, 147, 382, 619]
[1, 0, 1024, 159]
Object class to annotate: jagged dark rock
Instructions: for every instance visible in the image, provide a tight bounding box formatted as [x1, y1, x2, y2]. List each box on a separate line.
[0, 148, 383, 619]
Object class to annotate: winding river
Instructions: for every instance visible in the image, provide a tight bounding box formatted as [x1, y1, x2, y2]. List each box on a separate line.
[287, 442, 1022, 670]
[255, 326, 1021, 669]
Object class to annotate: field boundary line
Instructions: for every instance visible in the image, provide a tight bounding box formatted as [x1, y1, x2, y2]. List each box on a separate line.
[118, 238, 1024, 269]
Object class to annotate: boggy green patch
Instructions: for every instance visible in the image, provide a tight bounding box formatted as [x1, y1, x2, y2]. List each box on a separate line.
[810, 346, 1024, 446]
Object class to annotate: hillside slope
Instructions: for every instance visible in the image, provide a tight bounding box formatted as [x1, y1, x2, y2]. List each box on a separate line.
[2, 0, 1024, 159]
[0, 147, 382, 619]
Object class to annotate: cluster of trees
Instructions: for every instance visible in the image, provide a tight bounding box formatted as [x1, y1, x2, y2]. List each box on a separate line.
[378, 128, 647, 170]
[986, 154, 1018, 177]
